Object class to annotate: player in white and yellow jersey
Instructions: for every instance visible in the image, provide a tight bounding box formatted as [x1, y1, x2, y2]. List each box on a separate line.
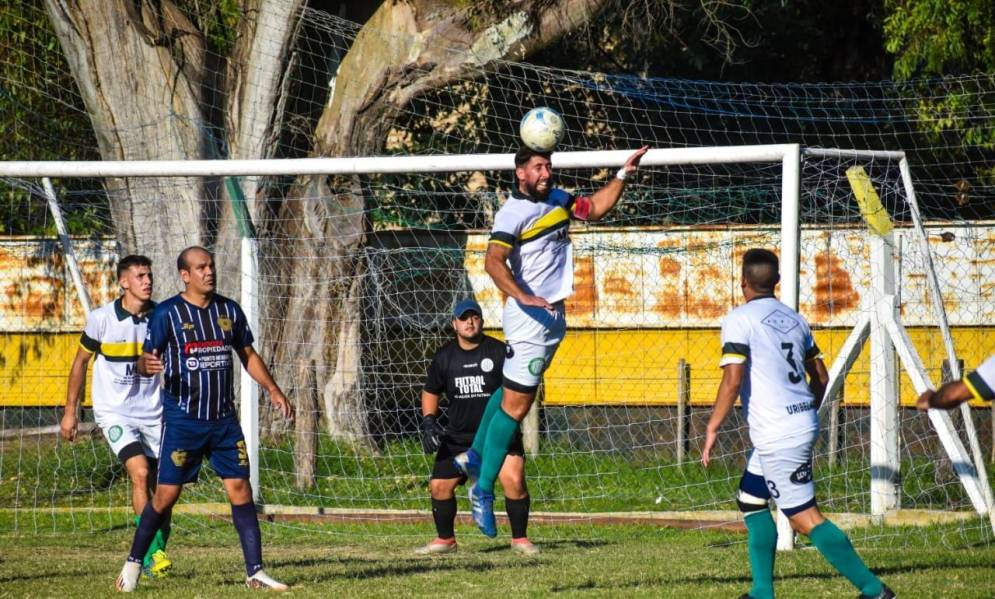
[918, 354, 995, 410]
[702, 248, 893, 599]
[456, 144, 649, 537]
[60, 255, 172, 579]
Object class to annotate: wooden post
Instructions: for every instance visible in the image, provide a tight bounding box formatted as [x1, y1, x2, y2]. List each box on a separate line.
[677, 359, 690, 464]
[294, 362, 319, 490]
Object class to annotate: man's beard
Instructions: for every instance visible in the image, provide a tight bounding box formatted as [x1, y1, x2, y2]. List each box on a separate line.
[522, 179, 551, 200]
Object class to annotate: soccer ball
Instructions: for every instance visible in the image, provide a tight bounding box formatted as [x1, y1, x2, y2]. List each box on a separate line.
[519, 107, 565, 152]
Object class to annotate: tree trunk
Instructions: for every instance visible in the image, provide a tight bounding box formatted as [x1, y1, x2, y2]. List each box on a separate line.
[43, 0, 213, 293]
[45, 0, 611, 452]
[269, 0, 612, 446]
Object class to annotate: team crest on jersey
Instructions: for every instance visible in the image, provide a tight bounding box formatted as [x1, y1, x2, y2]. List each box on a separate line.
[108, 425, 123, 443]
[171, 449, 188, 467]
[481, 358, 494, 373]
[236, 440, 249, 466]
[528, 357, 546, 376]
[790, 461, 813, 484]
[182, 322, 195, 331]
[761, 310, 798, 334]
[217, 316, 233, 332]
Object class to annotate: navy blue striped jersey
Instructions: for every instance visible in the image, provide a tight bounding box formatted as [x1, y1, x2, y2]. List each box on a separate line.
[143, 293, 254, 421]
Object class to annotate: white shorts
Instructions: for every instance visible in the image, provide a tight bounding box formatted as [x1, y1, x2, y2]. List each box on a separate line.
[502, 298, 566, 391]
[741, 436, 816, 516]
[96, 416, 163, 462]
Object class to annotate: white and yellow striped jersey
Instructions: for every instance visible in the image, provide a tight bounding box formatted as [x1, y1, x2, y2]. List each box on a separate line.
[964, 355, 995, 402]
[719, 295, 823, 448]
[79, 298, 161, 423]
[489, 188, 590, 304]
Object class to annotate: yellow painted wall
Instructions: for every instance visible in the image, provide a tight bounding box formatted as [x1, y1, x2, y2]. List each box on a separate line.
[535, 327, 993, 407]
[2, 327, 992, 408]
[0, 333, 91, 407]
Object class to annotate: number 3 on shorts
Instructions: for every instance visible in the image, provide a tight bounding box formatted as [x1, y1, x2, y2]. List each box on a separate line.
[767, 480, 780, 498]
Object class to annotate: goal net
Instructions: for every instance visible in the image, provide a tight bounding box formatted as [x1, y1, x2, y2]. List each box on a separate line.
[1, 5, 994, 549]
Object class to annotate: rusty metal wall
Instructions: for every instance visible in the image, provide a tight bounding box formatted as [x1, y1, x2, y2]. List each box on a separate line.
[0, 237, 118, 406]
[465, 223, 993, 329]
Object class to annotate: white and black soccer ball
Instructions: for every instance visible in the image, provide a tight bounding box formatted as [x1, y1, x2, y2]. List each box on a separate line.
[519, 107, 565, 152]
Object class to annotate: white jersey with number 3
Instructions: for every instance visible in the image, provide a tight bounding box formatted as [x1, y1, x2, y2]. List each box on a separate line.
[719, 296, 822, 448]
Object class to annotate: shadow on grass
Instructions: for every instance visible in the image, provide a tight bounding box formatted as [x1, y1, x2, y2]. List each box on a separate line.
[0, 568, 101, 584]
[297, 555, 543, 584]
[480, 538, 610, 554]
[547, 559, 995, 593]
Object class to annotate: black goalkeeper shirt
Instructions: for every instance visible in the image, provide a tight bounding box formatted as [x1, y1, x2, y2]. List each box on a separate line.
[423, 335, 505, 443]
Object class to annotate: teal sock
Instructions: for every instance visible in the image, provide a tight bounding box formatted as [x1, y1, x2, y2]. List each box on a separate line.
[471, 388, 504, 457]
[744, 510, 777, 599]
[478, 407, 519, 494]
[809, 520, 882, 597]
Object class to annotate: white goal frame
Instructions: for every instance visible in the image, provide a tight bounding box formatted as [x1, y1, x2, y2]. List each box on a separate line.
[4, 144, 991, 549]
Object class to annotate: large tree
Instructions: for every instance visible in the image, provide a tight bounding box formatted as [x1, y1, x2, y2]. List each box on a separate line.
[40, 0, 617, 451]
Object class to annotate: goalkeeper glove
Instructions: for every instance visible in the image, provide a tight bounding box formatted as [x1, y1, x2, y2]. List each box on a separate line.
[419, 414, 443, 454]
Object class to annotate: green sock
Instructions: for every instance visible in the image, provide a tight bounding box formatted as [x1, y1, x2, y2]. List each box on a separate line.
[744, 510, 777, 599]
[809, 520, 882, 597]
[471, 388, 504, 457]
[478, 407, 519, 494]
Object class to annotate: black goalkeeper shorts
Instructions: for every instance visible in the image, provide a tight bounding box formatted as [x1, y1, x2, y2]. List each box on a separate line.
[431, 435, 525, 481]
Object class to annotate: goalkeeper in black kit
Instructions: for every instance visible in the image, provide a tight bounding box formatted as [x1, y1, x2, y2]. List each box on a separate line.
[416, 299, 537, 555]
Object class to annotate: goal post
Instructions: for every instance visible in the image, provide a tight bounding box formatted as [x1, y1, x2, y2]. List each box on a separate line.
[2, 144, 992, 547]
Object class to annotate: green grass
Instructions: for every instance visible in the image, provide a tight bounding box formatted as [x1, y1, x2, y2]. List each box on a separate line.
[2, 435, 985, 515]
[1, 513, 994, 597]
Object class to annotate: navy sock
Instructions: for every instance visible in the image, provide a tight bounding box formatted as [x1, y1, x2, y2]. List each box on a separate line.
[431, 497, 457, 539]
[128, 503, 167, 564]
[231, 501, 263, 577]
[506, 495, 531, 540]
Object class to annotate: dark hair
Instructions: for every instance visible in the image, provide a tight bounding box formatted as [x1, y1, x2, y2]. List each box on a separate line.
[514, 146, 551, 168]
[742, 248, 780, 293]
[117, 255, 151, 279]
[177, 246, 213, 272]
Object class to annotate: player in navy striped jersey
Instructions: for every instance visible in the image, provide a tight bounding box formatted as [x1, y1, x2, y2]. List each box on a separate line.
[115, 247, 293, 592]
[702, 248, 892, 599]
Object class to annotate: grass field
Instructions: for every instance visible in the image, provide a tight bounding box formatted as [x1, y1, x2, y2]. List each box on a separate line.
[2, 512, 994, 598]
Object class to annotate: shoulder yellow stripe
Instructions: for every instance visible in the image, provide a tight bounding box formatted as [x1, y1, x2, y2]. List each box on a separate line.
[963, 376, 985, 403]
[100, 341, 143, 358]
[722, 353, 747, 361]
[78, 340, 94, 354]
[520, 206, 569, 241]
[489, 239, 513, 248]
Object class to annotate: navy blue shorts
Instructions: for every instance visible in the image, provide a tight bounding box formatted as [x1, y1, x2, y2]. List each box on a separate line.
[158, 416, 249, 485]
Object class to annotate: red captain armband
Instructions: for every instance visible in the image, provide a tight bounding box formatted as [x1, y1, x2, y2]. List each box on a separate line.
[572, 195, 592, 221]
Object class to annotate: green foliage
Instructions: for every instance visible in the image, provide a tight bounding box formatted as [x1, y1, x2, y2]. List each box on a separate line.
[0, 0, 106, 235]
[884, 1, 995, 189]
[884, 0, 995, 79]
[181, 0, 243, 55]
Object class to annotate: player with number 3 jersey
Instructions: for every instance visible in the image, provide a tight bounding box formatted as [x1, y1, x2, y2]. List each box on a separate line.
[702, 248, 893, 599]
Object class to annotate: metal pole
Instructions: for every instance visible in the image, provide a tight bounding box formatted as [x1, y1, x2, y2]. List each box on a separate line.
[239, 237, 261, 502]
[677, 359, 689, 464]
[899, 157, 995, 523]
[776, 145, 801, 550]
[42, 178, 92, 314]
